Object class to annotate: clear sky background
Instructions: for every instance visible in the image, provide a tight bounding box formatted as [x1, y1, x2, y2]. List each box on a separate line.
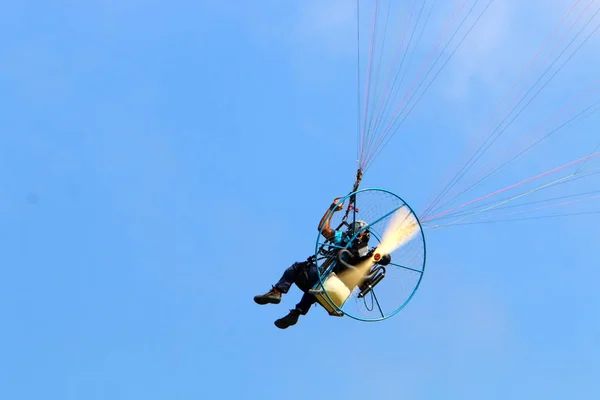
[1, 1, 599, 399]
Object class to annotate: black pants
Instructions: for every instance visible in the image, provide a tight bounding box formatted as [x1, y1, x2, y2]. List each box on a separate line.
[274, 260, 319, 315]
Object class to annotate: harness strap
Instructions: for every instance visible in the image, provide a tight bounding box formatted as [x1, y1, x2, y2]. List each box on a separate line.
[342, 168, 363, 224]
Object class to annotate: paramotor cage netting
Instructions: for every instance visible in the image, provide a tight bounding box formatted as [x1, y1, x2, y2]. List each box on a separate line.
[314, 188, 426, 321]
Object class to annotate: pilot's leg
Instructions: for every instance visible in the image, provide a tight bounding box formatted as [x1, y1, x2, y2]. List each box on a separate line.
[273, 292, 317, 330]
[274, 262, 319, 329]
[254, 261, 309, 305]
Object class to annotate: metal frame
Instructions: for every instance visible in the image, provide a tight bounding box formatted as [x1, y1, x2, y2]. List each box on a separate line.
[313, 187, 427, 322]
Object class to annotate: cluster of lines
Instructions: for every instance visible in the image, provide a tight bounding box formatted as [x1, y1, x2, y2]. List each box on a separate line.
[356, 0, 495, 172]
[416, 0, 600, 228]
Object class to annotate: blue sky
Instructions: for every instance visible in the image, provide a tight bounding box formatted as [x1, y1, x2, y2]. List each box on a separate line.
[1, 1, 599, 399]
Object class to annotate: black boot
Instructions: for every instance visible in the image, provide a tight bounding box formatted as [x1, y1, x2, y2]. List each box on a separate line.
[274, 309, 301, 329]
[254, 287, 282, 305]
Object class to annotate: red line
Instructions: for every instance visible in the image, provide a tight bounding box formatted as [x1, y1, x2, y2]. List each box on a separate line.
[502, 195, 600, 217]
[421, 0, 584, 217]
[368, 0, 420, 149]
[476, 0, 594, 149]
[364, 0, 466, 167]
[442, 79, 600, 207]
[359, 0, 381, 166]
[423, 152, 600, 222]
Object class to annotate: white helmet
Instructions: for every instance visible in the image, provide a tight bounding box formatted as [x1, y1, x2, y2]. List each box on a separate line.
[351, 220, 369, 234]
